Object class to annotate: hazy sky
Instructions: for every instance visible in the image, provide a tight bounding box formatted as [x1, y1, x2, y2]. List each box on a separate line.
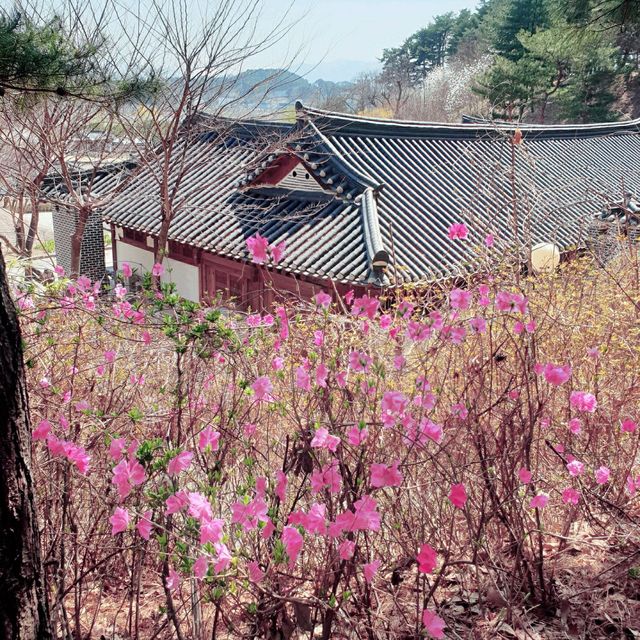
[251, 0, 480, 79]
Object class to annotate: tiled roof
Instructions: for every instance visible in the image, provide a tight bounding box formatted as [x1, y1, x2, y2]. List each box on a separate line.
[101, 106, 640, 286]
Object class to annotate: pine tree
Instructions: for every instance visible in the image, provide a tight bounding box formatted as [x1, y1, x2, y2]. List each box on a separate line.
[492, 0, 551, 60]
[0, 9, 112, 638]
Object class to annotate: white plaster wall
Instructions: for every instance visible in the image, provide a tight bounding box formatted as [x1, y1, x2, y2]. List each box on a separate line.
[163, 258, 200, 302]
[115, 240, 200, 302]
[116, 241, 155, 273]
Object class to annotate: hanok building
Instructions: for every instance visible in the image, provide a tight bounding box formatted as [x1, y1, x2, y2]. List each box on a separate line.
[99, 104, 640, 307]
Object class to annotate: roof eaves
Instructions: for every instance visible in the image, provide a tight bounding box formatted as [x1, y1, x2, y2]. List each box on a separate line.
[297, 102, 640, 141]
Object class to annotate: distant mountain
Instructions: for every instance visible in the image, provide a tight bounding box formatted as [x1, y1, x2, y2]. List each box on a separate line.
[206, 68, 356, 118]
[299, 60, 382, 83]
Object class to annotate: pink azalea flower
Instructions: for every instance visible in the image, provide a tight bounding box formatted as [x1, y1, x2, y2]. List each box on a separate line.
[214, 542, 232, 574]
[422, 609, 446, 639]
[188, 492, 213, 522]
[417, 543, 437, 574]
[314, 330, 325, 347]
[296, 366, 311, 391]
[484, 233, 495, 247]
[110, 507, 130, 535]
[275, 470, 288, 502]
[315, 291, 332, 308]
[288, 503, 327, 535]
[333, 495, 380, 533]
[270, 241, 286, 264]
[167, 451, 193, 476]
[451, 402, 468, 419]
[505, 291, 530, 314]
[447, 222, 468, 240]
[137, 510, 153, 540]
[381, 390, 409, 416]
[380, 314, 393, 329]
[351, 294, 380, 320]
[621, 418, 637, 433]
[566, 460, 584, 477]
[477, 284, 491, 306]
[543, 363, 572, 386]
[349, 350, 373, 373]
[247, 560, 264, 583]
[246, 233, 269, 264]
[310, 427, 340, 452]
[562, 488, 580, 505]
[570, 391, 597, 413]
[194, 555, 209, 580]
[518, 468, 532, 484]
[276, 306, 289, 341]
[315, 363, 329, 388]
[166, 567, 180, 591]
[311, 461, 342, 494]
[251, 375, 273, 401]
[261, 519, 275, 539]
[568, 418, 582, 435]
[151, 263, 164, 277]
[33, 419, 51, 441]
[595, 466, 610, 484]
[363, 559, 381, 583]
[231, 497, 268, 530]
[200, 518, 224, 545]
[74, 399, 90, 412]
[282, 526, 304, 568]
[530, 493, 549, 509]
[404, 418, 443, 448]
[347, 425, 368, 446]
[112, 458, 146, 501]
[255, 477, 267, 499]
[165, 491, 189, 515]
[62, 441, 90, 474]
[469, 316, 487, 333]
[449, 288, 472, 310]
[339, 539, 356, 560]
[393, 354, 406, 369]
[199, 426, 220, 452]
[448, 483, 467, 509]
[122, 262, 132, 278]
[370, 461, 403, 488]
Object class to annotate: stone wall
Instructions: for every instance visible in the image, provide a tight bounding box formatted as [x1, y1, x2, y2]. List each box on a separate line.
[52, 207, 106, 281]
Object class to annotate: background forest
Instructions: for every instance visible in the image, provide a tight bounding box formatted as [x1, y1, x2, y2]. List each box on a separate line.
[307, 0, 640, 123]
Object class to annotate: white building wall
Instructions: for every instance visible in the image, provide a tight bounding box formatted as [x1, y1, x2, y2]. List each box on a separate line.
[115, 240, 200, 302]
[163, 258, 200, 302]
[116, 241, 155, 273]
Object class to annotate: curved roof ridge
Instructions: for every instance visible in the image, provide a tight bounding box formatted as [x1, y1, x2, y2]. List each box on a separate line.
[301, 116, 381, 190]
[295, 102, 640, 138]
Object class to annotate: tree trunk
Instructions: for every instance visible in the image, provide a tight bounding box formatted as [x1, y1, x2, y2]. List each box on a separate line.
[0, 246, 52, 639]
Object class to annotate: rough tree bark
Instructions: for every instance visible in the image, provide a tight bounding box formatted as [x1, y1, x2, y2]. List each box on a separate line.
[0, 246, 52, 639]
